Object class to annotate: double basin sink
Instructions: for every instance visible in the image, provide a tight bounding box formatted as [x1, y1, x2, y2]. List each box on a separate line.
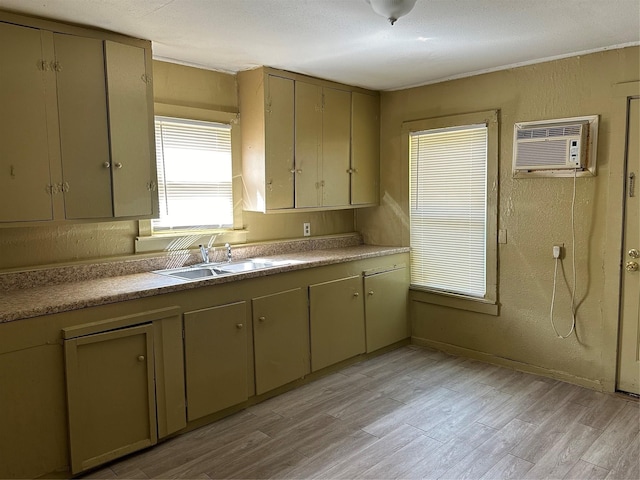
[153, 258, 298, 281]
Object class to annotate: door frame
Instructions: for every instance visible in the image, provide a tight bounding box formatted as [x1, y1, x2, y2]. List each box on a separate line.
[603, 81, 640, 392]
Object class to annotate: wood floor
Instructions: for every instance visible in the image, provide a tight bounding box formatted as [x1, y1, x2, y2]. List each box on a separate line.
[85, 345, 640, 479]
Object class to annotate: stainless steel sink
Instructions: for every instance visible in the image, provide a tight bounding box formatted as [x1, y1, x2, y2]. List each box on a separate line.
[153, 258, 299, 281]
[153, 265, 221, 280]
[214, 258, 291, 273]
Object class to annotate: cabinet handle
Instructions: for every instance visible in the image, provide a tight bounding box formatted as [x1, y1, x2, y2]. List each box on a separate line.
[103, 162, 111, 168]
[258, 316, 266, 322]
[290, 169, 296, 174]
[353, 292, 359, 297]
[368, 290, 374, 296]
[137, 355, 145, 362]
[236, 323, 244, 329]
[296, 169, 302, 174]
[114, 162, 123, 169]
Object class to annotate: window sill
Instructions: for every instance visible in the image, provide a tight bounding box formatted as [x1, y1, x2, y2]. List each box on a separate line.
[409, 286, 499, 316]
[135, 229, 248, 254]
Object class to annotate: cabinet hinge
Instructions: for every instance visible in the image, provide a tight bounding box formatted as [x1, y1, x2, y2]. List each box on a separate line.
[37, 59, 49, 71]
[51, 61, 62, 72]
[141, 73, 152, 85]
[147, 181, 157, 192]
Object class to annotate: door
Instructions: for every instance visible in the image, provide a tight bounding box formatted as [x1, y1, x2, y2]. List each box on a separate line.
[364, 267, 409, 353]
[184, 302, 248, 421]
[265, 74, 295, 209]
[64, 324, 156, 474]
[321, 87, 351, 207]
[295, 80, 322, 207]
[54, 33, 112, 219]
[618, 96, 640, 395]
[0, 23, 53, 222]
[351, 92, 380, 205]
[309, 275, 365, 371]
[252, 288, 309, 395]
[105, 40, 153, 217]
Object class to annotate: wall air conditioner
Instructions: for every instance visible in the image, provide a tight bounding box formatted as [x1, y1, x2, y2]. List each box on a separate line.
[513, 115, 598, 178]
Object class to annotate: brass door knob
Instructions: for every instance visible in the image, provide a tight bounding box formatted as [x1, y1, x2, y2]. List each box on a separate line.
[626, 261, 639, 272]
[114, 162, 123, 169]
[368, 290, 374, 296]
[629, 249, 640, 258]
[353, 292, 359, 297]
[137, 355, 145, 362]
[258, 316, 266, 322]
[236, 323, 244, 329]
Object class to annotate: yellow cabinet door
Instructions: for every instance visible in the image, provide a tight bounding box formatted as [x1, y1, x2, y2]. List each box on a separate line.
[321, 87, 351, 207]
[184, 302, 249, 421]
[309, 275, 365, 372]
[295, 80, 322, 208]
[351, 92, 380, 206]
[253, 288, 310, 395]
[364, 267, 409, 352]
[105, 40, 154, 218]
[0, 345, 68, 479]
[54, 33, 112, 219]
[0, 23, 53, 222]
[265, 74, 295, 209]
[295, 83, 351, 208]
[64, 324, 156, 474]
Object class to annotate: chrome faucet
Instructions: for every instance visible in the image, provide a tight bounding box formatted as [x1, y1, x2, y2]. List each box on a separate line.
[225, 243, 232, 262]
[199, 245, 209, 263]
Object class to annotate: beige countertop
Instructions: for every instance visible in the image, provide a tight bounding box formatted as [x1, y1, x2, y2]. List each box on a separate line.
[0, 245, 409, 323]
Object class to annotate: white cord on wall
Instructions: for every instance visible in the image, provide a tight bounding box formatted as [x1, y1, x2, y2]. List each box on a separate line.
[550, 168, 578, 339]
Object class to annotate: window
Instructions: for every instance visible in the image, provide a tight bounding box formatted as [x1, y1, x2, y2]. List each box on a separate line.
[154, 116, 233, 231]
[405, 110, 498, 311]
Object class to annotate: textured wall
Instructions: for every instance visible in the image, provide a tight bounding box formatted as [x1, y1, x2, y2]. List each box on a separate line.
[357, 47, 640, 390]
[0, 61, 355, 270]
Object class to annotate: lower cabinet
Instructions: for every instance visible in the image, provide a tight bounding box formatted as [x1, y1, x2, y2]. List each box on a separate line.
[183, 301, 249, 421]
[0, 344, 68, 479]
[252, 288, 310, 395]
[62, 307, 185, 475]
[64, 324, 156, 474]
[5, 253, 410, 478]
[309, 275, 365, 371]
[364, 265, 409, 352]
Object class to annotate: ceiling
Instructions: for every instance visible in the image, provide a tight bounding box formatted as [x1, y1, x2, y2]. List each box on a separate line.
[1, 0, 638, 91]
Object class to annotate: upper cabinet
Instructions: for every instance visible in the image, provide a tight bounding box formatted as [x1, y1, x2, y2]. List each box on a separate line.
[238, 67, 379, 213]
[0, 12, 157, 225]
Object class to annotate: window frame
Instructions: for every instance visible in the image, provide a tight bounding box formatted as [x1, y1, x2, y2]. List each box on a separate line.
[403, 110, 499, 315]
[136, 103, 246, 254]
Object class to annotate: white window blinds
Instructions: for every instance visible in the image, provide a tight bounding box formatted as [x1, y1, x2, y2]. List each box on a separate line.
[409, 124, 488, 297]
[154, 117, 233, 230]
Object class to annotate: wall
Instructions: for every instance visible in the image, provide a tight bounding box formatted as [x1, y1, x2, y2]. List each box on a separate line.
[358, 47, 639, 390]
[0, 61, 354, 270]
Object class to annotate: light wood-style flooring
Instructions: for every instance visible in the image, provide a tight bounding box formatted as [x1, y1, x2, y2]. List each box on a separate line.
[85, 345, 640, 479]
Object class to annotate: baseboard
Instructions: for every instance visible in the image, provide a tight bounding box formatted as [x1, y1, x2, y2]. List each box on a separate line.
[411, 336, 608, 392]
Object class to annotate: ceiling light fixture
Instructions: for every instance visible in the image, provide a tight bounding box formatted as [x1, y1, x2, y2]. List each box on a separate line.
[365, 0, 418, 25]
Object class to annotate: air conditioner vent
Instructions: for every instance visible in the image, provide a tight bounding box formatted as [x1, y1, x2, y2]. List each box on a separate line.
[516, 124, 583, 140]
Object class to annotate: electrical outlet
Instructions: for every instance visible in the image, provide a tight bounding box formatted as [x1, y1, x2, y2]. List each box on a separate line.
[303, 222, 311, 236]
[553, 245, 562, 259]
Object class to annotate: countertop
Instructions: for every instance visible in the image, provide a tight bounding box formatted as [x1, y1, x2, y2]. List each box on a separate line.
[0, 245, 409, 323]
